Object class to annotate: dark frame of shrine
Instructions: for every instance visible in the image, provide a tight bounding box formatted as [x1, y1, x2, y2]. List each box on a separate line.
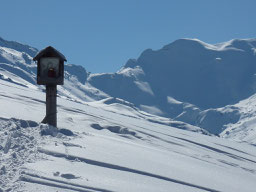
[33, 46, 66, 85]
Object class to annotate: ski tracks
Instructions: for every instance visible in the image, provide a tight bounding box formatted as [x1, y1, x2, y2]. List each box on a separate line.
[20, 171, 114, 192]
[37, 147, 221, 192]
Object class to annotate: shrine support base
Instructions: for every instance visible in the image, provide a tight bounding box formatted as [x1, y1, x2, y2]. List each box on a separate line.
[42, 85, 57, 127]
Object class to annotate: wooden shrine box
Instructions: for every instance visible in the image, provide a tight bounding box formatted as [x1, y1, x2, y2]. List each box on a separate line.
[33, 46, 66, 85]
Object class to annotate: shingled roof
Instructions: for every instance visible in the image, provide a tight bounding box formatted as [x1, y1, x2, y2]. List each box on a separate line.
[33, 46, 67, 61]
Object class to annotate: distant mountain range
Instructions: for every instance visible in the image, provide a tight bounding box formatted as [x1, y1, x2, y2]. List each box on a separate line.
[88, 38, 256, 137]
[1, 36, 256, 143]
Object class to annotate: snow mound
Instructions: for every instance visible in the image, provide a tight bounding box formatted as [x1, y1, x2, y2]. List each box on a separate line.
[40, 124, 74, 137]
[0, 118, 40, 191]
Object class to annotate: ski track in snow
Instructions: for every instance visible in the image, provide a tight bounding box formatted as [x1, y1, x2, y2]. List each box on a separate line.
[20, 172, 114, 192]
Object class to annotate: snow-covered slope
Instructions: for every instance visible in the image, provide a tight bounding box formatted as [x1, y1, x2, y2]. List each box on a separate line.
[1, 80, 256, 192]
[219, 94, 256, 144]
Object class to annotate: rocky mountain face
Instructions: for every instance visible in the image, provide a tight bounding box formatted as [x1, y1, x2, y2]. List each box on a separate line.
[1, 37, 256, 141]
[89, 39, 256, 109]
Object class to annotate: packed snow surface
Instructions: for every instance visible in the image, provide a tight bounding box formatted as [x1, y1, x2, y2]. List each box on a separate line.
[1, 80, 256, 192]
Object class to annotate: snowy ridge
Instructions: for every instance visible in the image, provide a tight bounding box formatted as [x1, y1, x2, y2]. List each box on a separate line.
[0, 37, 108, 103]
[0, 37, 37, 57]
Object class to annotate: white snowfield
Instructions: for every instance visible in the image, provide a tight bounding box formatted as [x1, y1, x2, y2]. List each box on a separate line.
[1, 80, 256, 192]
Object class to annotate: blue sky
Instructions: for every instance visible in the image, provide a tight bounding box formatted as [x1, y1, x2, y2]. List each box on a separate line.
[1, 0, 255, 73]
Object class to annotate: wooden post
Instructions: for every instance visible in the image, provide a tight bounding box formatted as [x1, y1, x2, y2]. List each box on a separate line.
[42, 85, 57, 127]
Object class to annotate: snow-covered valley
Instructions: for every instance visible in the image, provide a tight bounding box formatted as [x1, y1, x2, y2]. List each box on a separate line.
[1, 37, 256, 191]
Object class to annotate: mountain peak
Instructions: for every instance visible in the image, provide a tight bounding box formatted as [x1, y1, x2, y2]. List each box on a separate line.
[162, 38, 217, 51]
